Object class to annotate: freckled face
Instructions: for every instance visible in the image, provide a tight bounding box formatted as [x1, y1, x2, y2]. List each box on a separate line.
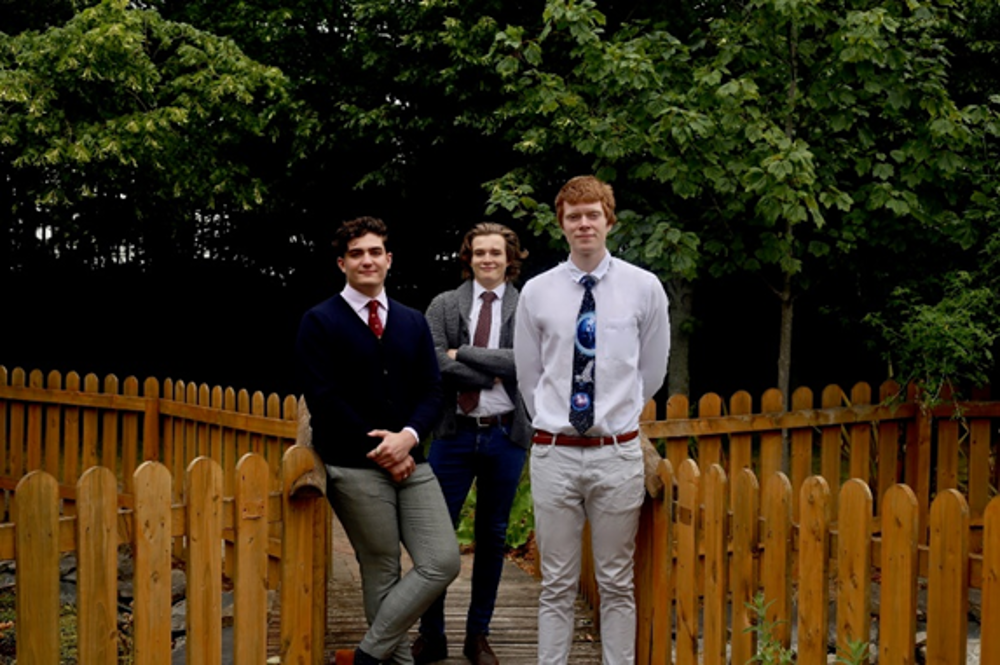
[470, 234, 509, 290]
[337, 233, 391, 297]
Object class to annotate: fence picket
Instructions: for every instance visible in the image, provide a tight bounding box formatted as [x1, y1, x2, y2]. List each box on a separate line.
[760, 389, 783, 484]
[848, 383, 872, 486]
[820, 384, 844, 523]
[64, 371, 82, 491]
[77, 466, 119, 665]
[762, 472, 792, 648]
[651, 459, 674, 665]
[186, 457, 223, 665]
[9, 368, 27, 483]
[82, 373, 100, 471]
[235, 453, 269, 665]
[27, 369, 43, 471]
[15, 470, 60, 663]
[836, 479, 873, 656]
[982, 497, 1000, 664]
[937, 417, 960, 498]
[797, 476, 830, 665]
[879, 484, 918, 665]
[143, 377, 161, 463]
[675, 459, 699, 665]
[102, 374, 119, 470]
[791, 387, 814, 523]
[698, 395, 722, 492]
[282, 445, 326, 665]
[134, 461, 173, 665]
[44, 370, 62, 477]
[969, 416, 992, 520]
[703, 464, 727, 665]
[730, 468, 759, 665]
[926, 489, 969, 664]
[728, 391, 753, 507]
[665, 395, 689, 473]
[123, 376, 139, 495]
[876, 380, 901, 517]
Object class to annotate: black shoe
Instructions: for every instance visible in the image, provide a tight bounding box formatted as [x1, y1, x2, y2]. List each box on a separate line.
[463, 634, 498, 665]
[412, 634, 448, 665]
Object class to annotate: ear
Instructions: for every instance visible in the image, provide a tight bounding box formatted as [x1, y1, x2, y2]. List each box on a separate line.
[337, 257, 346, 273]
[385, 252, 393, 270]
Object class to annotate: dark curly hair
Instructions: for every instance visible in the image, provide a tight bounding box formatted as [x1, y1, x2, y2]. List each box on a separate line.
[333, 216, 389, 256]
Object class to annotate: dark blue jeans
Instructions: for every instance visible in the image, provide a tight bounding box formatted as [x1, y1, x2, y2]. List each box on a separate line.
[420, 421, 528, 637]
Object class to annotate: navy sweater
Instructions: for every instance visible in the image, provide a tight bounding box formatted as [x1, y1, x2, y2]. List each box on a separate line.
[295, 294, 443, 469]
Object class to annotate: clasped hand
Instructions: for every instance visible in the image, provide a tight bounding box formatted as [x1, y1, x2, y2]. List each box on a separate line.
[367, 429, 417, 482]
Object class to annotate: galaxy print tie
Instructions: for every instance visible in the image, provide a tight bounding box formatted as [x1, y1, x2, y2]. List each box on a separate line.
[570, 275, 596, 434]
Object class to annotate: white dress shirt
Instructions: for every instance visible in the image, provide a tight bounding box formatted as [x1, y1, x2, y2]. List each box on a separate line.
[514, 253, 670, 436]
[464, 281, 516, 417]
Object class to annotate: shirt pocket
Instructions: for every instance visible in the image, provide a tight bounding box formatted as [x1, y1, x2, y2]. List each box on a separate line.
[601, 316, 640, 364]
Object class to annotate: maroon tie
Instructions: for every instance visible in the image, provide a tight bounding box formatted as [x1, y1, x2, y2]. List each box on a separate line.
[368, 300, 383, 338]
[457, 291, 498, 414]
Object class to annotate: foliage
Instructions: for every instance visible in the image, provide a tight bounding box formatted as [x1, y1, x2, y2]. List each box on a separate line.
[482, 0, 1000, 395]
[0, 0, 302, 269]
[456, 466, 533, 550]
[744, 592, 868, 665]
[744, 593, 794, 665]
[864, 270, 1000, 403]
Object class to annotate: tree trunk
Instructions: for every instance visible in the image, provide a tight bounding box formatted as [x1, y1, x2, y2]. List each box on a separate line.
[776, 272, 794, 406]
[666, 278, 693, 399]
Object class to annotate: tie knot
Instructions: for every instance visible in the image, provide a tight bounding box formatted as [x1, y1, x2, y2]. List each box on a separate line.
[580, 275, 596, 290]
[368, 300, 380, 313]
[481, 291, 498, 304]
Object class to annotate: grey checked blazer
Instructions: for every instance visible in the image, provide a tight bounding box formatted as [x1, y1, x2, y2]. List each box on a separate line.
[424, 280, 531, 448]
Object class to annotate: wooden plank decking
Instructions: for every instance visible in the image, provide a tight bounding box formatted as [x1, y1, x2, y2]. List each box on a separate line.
[269, 515, 604, 664]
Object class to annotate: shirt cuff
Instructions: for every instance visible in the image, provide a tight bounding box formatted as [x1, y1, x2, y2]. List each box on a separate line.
[403, 426, 420, 447]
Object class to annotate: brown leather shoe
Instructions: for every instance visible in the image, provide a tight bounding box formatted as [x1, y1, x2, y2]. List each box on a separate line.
[412, 634, 448, 665]
[463, 634, 499, 665]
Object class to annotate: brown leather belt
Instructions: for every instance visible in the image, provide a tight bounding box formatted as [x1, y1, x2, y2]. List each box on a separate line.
[531, 430, 639, 447]
[457, 413, 513, 429]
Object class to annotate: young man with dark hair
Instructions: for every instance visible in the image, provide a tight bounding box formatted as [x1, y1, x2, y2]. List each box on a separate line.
[514, 177, 670, 665]
[414, 222, 531, 665]
[296, 216, 460, 665]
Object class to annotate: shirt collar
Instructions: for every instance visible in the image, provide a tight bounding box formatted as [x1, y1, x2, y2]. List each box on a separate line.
[341, 283, 388, 313]
[565, 252, 612, 284]
[472, 280, 506, 302]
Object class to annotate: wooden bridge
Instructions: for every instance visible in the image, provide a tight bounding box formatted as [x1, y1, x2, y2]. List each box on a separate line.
[268, 514, 605, 664]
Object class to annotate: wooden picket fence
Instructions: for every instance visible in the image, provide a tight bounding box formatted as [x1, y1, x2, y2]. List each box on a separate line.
[613, 380, 1000, 664]
[0, 365, 333, 664]
[0, 365, 301, 583]
[629, 460, 1000, 665]
[2, 446, 329, 665]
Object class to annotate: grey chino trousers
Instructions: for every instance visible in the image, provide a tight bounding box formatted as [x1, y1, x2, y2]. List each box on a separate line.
[326, 463, 461, 664]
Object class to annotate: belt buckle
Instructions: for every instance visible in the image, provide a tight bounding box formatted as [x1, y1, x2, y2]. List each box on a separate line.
[475, 415, 491, 428]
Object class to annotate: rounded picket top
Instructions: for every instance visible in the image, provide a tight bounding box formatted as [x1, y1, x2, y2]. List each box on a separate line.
[283, 444, 327, 499]
[881, 483, 918, 515]
[656, 457, 674, 487]
[801, 475, 831, 516]
[931, 488, 969, 523]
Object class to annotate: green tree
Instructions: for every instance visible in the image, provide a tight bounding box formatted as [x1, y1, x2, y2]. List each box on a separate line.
[484, 0, 999, 401]
[0, 0, 301, 272]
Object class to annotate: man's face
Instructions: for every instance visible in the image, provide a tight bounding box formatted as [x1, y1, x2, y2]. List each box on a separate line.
[470, 234, 508, 291]
[337, 232, 392, 297]
[561, 201, 611, 257]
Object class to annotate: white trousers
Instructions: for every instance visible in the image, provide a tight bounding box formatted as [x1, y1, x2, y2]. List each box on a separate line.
[530, 440, 645, 665]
